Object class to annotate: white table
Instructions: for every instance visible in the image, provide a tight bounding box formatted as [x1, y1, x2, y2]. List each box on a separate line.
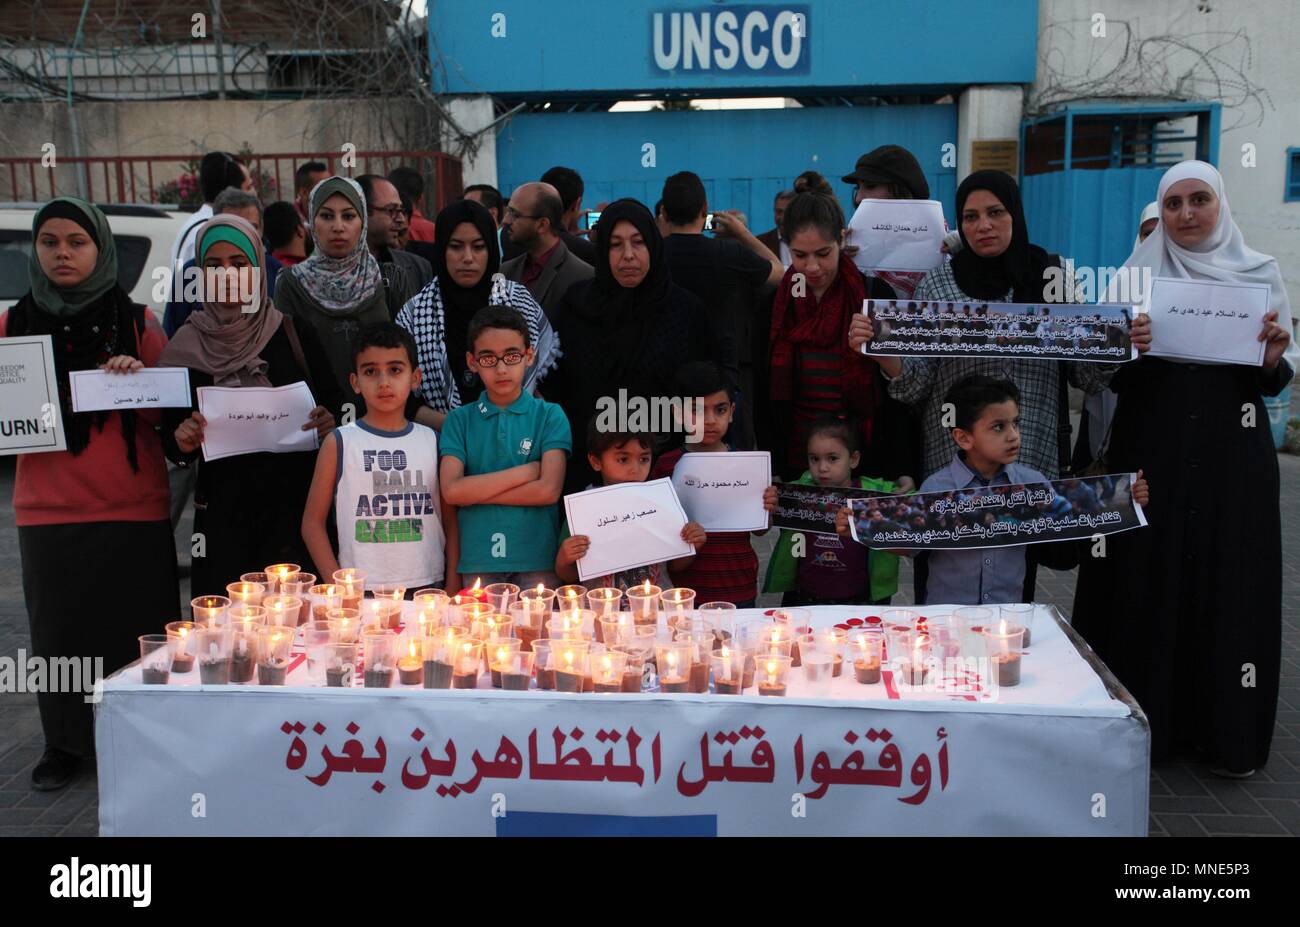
[95, 605, 1149, 836]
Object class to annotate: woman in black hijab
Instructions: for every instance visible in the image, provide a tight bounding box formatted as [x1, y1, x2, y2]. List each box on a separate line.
[396, 198, 558, 429]
[549, 199, 723, 492]
[848, 171, 1150, 600]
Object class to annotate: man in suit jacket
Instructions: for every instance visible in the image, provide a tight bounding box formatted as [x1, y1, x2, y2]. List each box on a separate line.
[500, 181, 594, 320]
[757, 189, 796, 268]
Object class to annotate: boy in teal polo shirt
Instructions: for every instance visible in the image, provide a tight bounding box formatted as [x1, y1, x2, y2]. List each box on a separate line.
[439, 305, 571, 587]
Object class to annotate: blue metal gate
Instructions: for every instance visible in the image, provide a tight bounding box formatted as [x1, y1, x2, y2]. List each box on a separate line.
[1020, 103, 1221, 274]
[496, 103, 959, 231]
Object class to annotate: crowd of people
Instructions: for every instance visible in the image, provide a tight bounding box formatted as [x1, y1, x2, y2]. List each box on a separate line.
[5, 143, 1294, 792]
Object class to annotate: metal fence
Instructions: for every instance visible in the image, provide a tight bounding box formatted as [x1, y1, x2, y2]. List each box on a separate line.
[0, 149, 463, 212]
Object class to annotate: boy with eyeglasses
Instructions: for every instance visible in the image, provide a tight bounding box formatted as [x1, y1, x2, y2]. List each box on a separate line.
[438, 305, 571, 588]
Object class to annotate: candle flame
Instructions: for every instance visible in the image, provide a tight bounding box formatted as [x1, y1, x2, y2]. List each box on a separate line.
[766, 659, 777, 675]
[410, 640, 418, 658]
[998, 619, 1009, 635]
[497, 646, 507, 663]
[721, 645, 730, 658]
[472, 578, 482, 592]
[602, 654, 611, 671]
[536, 583, 544, 595]
[563, 648, 574, 668]
[667, 651, 677, 670]
[642, 580, 651, 594]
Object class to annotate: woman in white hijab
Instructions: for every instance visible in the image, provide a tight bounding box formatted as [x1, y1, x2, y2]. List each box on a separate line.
[1073, 161, 1294, 779]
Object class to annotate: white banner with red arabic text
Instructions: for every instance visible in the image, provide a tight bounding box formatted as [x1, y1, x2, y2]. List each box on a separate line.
[96, 688, 1147, 836]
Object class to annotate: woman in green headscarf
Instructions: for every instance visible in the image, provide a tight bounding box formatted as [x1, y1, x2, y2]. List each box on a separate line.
[1, 197, 178, 792]
[274, 176, 406, 405]
[160, 214, 340, 597]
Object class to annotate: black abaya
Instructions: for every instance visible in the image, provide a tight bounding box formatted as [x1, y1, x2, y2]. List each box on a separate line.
[1072, 357, 1286, 771]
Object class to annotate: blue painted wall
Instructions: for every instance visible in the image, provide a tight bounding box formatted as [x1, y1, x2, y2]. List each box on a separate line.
[431, 0, 1038, 95]
[497, 104, 959, 234]
[1022, 168, 1167, 275]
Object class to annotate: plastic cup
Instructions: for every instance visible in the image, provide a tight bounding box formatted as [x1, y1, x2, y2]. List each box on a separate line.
[585, 587, 622, 616]
[263, 563, 301, 595]
[710, 644, 744, 694]
[654, 641, 692, 692]
[227, 603, 266, 634]
[499, 649, 536, 691]
[324, 642, 358, 687]
[256, 625, 294, 685]
[800, 644, 836, 697]
[304, 620, 333, 685]
[190, 594, 230, 627]
[756, 654, 793, 696]
[363, 633, 396, 688]
[333, 568, 366, 610]
[487, 638, 523, 687]
[362, 596, 403, 631]
[955, 606, 995, 658]
[660, 587, 696, 624]
[985, 620, 1025, 688]
[227, 581, 265, 608]
[196, 625, 233, 685]
[262, 594, 302, 628]
[1001, 603, 1035, 648]
[483, 582, 520, 612]
[626, 582, 662, 625]
[452, 639, 483, 688]
[531, 639, 556, 690]
[138, 634, 173, 684]
[327, 607, 361, 643]
[591, 649, 628, 692]
[421, 628, 461, 689]
[308, 584, 343, 624]
[228, 620, 258, 683]
[848, 629, 884, 684]
[554, 584, 586, 614]
[551, 639, 590, 692]
[166, 621, 200, 673]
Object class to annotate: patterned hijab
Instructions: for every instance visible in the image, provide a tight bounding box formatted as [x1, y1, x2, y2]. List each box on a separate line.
[288, 176, 384, 315]
[159, 214, 284, 386]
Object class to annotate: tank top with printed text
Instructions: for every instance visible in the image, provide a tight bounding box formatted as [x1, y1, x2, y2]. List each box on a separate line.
[334, 420, 444, 588]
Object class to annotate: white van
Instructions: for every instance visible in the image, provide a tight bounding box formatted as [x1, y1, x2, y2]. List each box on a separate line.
[0, 203, 190, 323]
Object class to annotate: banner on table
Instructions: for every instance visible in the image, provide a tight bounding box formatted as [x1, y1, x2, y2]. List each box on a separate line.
[860, 300, 1136, 362]
[96, 686, 1147, 836]
[771, 483, 893, 536]
[670, 451, 770, 532]
[0, 335, 64, 456]
[1143, 276, 1270, 366]
[848, 472, 1147, 550]
[847, 199, 947, 275]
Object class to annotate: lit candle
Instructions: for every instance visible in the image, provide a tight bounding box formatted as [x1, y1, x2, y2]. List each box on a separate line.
[721, 645, 733, 682]
[766, 659, 777, 687]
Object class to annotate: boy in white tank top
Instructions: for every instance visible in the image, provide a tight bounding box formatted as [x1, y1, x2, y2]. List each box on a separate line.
[302, 323, 455, 592]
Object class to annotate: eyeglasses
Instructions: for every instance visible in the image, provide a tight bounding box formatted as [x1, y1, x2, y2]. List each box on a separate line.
[504, 206, 541, 221]
[368, 204, 403, 219]
[474, 351, 526, 368]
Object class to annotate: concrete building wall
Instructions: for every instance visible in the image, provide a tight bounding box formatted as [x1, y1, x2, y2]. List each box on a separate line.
[0, 97, 439, 203]
[1037, 0, 1300, 304]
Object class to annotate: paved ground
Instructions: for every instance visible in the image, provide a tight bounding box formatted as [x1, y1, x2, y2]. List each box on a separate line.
[1, 399, 1297, 836]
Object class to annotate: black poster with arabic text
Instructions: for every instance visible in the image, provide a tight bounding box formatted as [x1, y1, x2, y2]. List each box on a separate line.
[848, 473, 1147, 550]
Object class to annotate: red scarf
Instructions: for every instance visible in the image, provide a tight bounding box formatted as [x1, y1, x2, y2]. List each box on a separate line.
[769, 253, 878, 438]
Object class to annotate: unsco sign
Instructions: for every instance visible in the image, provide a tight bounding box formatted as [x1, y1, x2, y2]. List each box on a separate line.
[651, 6, 810, 75]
